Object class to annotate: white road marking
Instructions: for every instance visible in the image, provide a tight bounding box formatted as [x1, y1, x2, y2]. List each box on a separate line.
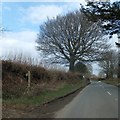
[107, 91, 111, 95]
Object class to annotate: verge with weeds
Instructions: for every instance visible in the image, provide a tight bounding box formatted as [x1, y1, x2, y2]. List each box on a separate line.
[2, 60, 87, 106]
[102, 79, 119, 86]
[3, 81, 85, 106]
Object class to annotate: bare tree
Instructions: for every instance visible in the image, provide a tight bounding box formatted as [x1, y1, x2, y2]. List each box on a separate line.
[36, 11, 109, 71]
[98, 50, 118, 79]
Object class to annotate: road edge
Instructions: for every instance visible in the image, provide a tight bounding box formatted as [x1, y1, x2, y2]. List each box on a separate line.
[42, 82, 90, 106]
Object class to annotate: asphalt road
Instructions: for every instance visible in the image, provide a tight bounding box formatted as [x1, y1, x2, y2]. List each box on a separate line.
[55, 81, 118, 118]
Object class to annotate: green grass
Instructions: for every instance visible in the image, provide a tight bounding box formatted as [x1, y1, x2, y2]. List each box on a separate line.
[3, 81, 85, 106]
[103, 79, 119, 86]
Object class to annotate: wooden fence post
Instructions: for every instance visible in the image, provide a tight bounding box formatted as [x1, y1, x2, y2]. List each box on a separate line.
[26, 71, 31, 88]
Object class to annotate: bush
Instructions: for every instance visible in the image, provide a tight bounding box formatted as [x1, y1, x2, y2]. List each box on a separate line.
[2, 74, 27, 99]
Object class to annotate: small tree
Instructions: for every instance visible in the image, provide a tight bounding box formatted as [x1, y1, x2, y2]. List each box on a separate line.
[74, 62, 88, 74]
[98, 50, 118, 78]
[36, 11, 109, 71]
[74, 61, 92, 77]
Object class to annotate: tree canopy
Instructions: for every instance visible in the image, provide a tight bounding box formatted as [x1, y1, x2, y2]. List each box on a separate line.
[81, 1, 120, 37]
[81, 1, 120, 78]
[36, 11, 110, 71]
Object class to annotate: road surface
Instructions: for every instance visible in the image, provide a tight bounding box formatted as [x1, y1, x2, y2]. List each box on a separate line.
[55, 81, 118, 118]
[0, 99, 1, 120]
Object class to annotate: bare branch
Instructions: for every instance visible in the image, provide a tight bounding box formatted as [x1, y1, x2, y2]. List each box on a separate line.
[36, 10, 110, 71]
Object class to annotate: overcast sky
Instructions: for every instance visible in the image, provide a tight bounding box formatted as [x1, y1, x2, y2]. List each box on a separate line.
[0, 0, 118, 75]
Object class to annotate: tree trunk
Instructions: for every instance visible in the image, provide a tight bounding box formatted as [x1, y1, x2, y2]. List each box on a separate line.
[106, 71, 111, 79]
[69, 59, 75, 72]
[106, 73, 109, 79]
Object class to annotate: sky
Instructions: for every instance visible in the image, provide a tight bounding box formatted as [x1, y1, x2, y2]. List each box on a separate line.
[0, 0, 118, 75]
[1, 1, 83, 57]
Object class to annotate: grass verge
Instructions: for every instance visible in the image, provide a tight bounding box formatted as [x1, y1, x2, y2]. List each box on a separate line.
[103, 79, 119, 86]
[3, 81, 86, 106]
